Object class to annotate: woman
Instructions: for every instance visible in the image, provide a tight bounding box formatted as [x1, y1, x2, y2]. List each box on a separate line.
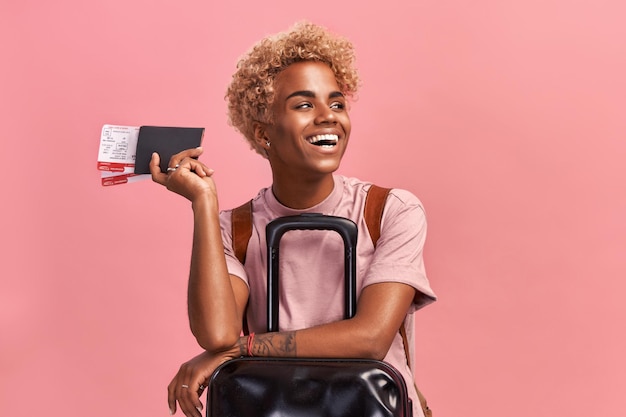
[150, 21, 436, 417]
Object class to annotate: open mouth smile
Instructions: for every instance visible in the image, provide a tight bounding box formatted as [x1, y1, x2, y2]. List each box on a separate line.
[306, 134, 339, 148]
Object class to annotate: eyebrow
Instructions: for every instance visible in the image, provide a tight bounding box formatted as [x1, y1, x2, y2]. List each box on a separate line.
[285, 90, 345, 100]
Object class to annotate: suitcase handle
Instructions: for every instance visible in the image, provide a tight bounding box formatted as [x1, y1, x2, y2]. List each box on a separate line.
[266, 213, 358, 332]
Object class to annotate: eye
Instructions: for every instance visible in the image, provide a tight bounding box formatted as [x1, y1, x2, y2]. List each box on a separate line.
[330, 101, 345, 110]
[294, 102, 313, 109]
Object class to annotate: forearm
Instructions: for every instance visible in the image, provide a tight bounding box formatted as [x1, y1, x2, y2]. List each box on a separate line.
[245, 319, 387, 360]
[188, 196, 243, 350]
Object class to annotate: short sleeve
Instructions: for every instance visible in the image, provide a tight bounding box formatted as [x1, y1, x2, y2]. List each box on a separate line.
[219, 209, 250, 287]
[362, 189, 437, 311]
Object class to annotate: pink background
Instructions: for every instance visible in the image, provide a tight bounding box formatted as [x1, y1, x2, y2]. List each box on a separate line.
[2, 1, 624, 416]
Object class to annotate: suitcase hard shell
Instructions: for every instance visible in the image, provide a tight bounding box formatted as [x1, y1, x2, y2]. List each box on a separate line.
[208, 214, 413, 417]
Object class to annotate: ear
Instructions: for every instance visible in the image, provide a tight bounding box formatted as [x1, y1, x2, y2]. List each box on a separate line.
[253, 121, 271, 151]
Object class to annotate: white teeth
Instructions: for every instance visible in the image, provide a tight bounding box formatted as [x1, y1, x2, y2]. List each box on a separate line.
[307, 134, 339, 144]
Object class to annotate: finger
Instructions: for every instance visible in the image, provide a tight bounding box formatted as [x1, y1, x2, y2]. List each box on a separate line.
[169, 147, 204, 167]
[167, 377, 178, 415]
[197, 382, 206, 396]
[150, 152, 168, 185]
[179, 159, 214, 178]
[188, 379, 206, 414]
[178, 385, 203, 417]
[178, 367, 203, 417]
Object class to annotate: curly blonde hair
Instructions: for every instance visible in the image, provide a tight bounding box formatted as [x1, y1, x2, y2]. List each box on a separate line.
[226, 21, 360, 157]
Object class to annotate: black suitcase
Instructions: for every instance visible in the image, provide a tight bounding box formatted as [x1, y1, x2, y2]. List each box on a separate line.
[208, 214, 413, 417]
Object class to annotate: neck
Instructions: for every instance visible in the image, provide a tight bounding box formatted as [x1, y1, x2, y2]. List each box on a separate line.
[271, 174, 335, 209]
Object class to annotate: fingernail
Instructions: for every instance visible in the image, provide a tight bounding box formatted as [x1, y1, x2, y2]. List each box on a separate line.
[169, 408, 174, 415]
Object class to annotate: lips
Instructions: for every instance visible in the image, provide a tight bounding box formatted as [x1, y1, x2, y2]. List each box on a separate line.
[306, 134, 339, 147]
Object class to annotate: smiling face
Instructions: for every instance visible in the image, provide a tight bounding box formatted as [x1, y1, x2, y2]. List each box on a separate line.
[255, 61, 351, 184]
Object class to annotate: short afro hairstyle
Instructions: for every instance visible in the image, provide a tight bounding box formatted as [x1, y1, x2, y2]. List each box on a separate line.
[225, 21, 360, 157]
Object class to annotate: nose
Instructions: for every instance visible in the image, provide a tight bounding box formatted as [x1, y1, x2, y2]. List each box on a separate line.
[314, 106, 337, 125]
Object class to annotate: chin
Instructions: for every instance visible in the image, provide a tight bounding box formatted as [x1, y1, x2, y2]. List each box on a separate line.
[316, 163, 342, 176]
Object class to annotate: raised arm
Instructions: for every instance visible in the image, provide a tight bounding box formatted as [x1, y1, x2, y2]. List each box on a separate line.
[150, 149, 248, 351]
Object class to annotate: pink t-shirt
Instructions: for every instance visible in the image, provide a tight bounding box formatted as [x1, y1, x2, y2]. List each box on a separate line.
[220, 175, 436, 417]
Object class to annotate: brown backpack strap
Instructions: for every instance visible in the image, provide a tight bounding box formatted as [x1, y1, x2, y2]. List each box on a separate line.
[366, 185, 433, 417]
[231, 200, 253, 264]
[364, 184, 391, 247]
[400, 324, 433, 417]
[231, 200, 253, 335]
[399, 323, 413, 370]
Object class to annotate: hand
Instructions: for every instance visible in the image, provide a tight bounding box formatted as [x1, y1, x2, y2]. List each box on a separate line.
[150, 147, 217, 203]
[167, 348, 239, 417]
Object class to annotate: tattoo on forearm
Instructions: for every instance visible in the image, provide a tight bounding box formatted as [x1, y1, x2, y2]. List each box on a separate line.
[252, 332, 297, 357]
[236, 337, 247, 357]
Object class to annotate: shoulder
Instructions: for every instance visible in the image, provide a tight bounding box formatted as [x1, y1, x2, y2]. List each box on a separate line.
[336, 175, 370, 199]
[338, 176, 424, 207]
[382, 188, 426, 233]
[386, 188, 425, 215]
[220, 186, 272, 218]
[335, 175, 425, 221]
[369, 186, 427, 239]
[219, 187, 271, 242]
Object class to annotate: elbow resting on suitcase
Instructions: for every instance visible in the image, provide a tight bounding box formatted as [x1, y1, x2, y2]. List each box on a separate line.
[357, 329, 394, 361]
[192, 327, 241, 353]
